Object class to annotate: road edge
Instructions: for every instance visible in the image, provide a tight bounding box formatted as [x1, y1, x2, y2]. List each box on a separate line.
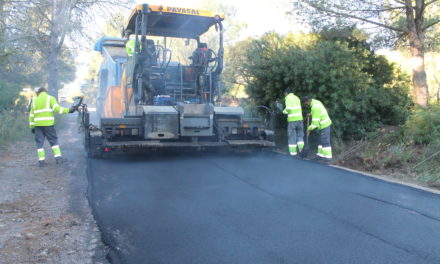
[330, 164, 440, 195]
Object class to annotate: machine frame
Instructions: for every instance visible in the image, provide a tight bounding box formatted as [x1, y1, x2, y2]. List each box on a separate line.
[81, 4, 274, 157]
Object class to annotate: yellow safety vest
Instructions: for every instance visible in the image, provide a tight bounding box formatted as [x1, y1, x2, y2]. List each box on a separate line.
[29, 92, 68, 128]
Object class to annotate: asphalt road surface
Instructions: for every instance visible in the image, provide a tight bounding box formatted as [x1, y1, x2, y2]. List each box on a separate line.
[87, 152, 440, 264]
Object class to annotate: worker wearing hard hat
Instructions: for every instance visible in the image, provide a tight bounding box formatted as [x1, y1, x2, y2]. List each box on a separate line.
[302, 96, 332, 162]
[29, 87, 77, 167]
[282, 88, 304, 156]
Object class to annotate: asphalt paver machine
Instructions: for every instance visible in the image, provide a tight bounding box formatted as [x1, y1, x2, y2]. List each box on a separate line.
[81, 4, 274, 157]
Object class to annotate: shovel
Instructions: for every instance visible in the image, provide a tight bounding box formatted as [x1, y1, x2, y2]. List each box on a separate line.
[300, 114, 311, 158]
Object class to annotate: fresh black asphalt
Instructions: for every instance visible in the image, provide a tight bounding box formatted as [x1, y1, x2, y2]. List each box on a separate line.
[87, 152, 440, 264]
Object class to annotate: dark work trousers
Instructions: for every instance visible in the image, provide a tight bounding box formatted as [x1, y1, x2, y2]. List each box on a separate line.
[34, 126, 59, 149]
[319, 126, 331, 148]
[288, 120, 304, 155]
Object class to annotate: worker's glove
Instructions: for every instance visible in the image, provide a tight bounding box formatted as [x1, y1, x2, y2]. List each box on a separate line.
[31, 128, 35, 134]
[69, 106, 77, 113]
[275, 101, 284, 113]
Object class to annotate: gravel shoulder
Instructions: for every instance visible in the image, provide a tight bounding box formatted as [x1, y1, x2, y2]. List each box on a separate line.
[0, 115, 108, 264]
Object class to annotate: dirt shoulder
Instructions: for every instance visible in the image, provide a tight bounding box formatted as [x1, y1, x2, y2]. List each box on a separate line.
[333, 126, 440, 192]
[0, 115, 108, 264]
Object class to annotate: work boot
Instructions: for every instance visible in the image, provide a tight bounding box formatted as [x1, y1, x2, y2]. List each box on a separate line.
[39, 160, 46, 168]
[55, 157, 67, 165]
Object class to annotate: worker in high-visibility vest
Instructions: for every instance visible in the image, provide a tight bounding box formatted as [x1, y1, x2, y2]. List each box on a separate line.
[126, 39, 135, 56]
[282, 88, 304, 156]
[29, 87, 77, 167]
[302, 96, 332, 161]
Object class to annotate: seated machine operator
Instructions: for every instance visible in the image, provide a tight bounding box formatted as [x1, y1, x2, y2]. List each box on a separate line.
[190, 43, 212, 67]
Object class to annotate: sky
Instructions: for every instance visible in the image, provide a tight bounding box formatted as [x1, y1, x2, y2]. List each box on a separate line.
[62, 0, 300, 98]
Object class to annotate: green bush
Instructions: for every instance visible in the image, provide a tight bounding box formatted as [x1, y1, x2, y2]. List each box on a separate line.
[404, 106, 440, 145]
[242, 29, 412, 139]
[0, 81, 21, 109]
[0, 110, 30, 146]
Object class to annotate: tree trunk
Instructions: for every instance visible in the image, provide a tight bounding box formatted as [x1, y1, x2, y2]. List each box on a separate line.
[48, 39, 59, 100]
[47, 0, 59, 100]
[405, 0, 429, 108]
[408, 32, 429, 108]
[437, 84, 439, 104]
[0, 0, 6, 79]
[0, 0, 5, 37]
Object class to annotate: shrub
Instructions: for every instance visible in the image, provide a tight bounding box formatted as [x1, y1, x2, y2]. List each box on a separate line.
[0, 110, 30, 146]
[404, 106, 440, 145]
[242, 29, 412, 139]
[0, 81, 21, 109]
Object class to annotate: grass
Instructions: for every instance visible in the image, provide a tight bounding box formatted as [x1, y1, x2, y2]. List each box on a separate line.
[336, 126, 440, 188]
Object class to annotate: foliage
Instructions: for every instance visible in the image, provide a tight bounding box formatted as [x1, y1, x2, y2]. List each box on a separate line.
[222, 38, 253, 96]
[337, 122, 440, 186]
[291, 0, 440, 48]
[0, 80, 32, 146]
[0, 109, 30, 146]
[241, 29, 412, 139]
[0, 0, 80, 102]
[0, 82, 22, 109]
[403, 106, 440, 145]
[291, 0, 440, 107]
[0, 0, 132, 100]
[414, 139, 440, 184]
[80, 79, 97, 104]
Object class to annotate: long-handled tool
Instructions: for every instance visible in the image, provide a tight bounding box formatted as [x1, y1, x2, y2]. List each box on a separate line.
[300, 114, 311, 158]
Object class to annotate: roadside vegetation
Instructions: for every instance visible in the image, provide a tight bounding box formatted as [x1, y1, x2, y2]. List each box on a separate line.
[0, 109, 29, 146]
[277, 0, 440, 187]
[221, 26, 439, 188]
[1, 0, 438, 186]
[0, 82, 29, 146]
[0, 0, 129, 146]
[336, 106, 440, 187]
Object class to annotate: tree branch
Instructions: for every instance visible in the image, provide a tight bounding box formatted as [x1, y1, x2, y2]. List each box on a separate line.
[301, 1, 406, 32]
[424, 19, 440, 30]
[337, 6, 404, 13]
[35, 4, 53, 26]
[425, 0, 440, 7]
[415, 0, 425, 30]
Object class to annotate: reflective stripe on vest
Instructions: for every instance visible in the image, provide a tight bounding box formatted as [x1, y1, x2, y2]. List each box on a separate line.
[310, 99, 332, 130]
[31, 92, 56, 126]
[34, 109, 53, 113]
[34, 117, 55, 121]
[284, 93, 303, 122]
